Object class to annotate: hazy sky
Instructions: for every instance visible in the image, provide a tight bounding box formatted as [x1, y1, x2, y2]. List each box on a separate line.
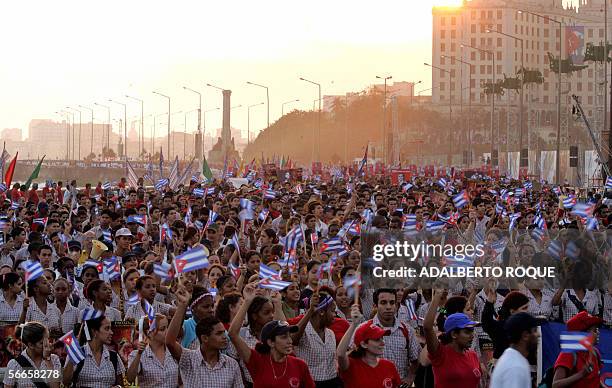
[0, 0, 515, 141]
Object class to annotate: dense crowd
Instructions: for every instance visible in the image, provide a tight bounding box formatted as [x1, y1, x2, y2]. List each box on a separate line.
[0, 169, 609, 388]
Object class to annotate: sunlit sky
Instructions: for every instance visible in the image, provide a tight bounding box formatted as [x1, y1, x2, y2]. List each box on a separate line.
[0, 0, 571, 141]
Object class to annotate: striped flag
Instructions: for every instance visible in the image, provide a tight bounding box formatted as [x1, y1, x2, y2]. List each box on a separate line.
[562, 196, 577, 209]
[153, 261, 174, 281]
[81, 308, 103, 321]
[174, 247, 209, 274]
[22, 260, 44, 282]
[606, 176, 612, 190]
[126, 294, 140, 306]
[426, 220, 446, 233]
[192, 188, 205, 197]
[126, 161, 139, 189]
[229, 262, 241, 279]
[259, 263, 281, 280]
[560, 331, 593, 352]
[571, 203, 594, 218]
[103, 257, 121, 280]
[155, 178, 169, 191]
[60, 331, 85, 364]
[144, 299, 157, 332]
[33, 217, 48, 226]
[168, 156, 180, 190]
[258, 278, 292, 291]
[405, 298, 418, 321]
[547, 240, 563, 261]
[264, 189, 277, 199]
[258, 208, 269, 222]
[102, 181, 112, 190]
[343, 275, 361, 299]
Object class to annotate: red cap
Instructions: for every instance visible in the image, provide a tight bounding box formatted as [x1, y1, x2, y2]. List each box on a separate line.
[353, 320, 391, 347]
[566, 311, 602, 332]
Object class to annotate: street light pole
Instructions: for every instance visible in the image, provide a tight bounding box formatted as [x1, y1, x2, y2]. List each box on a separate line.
[66, 107, 82, 160]
[94, 103, 111, 155]
[78, 105, 94, 157]
[247, 102, 265, 145]
[109, 100, 128, 159]
[281, 99, 300, 116]
[125, 95, 144, 159]
[442, 55, 473, 166]
[56, 111, 71, 160]
[376, 75, 393, 164]
[201, 107, 220, 156]
[183, 86, 202, 159]
[299, 77, 322, 163]
[425, 63, 453, 165]
[246, 81, 270, 129]
[487, 27, 524, 157]
[152, 91, 171, 159]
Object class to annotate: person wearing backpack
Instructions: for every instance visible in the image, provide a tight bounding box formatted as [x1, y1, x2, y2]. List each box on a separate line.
[3, 321, 62, 388]
[552, 311, 602, 388]
[62, 314, 125, 388]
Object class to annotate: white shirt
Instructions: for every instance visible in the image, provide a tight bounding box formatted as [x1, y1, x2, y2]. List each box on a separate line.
[489, 347, 531, 388]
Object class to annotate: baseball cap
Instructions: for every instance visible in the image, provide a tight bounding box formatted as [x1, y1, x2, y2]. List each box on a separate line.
[504, 312, 544, 341]
[444, 313, 480, 333]
[260, 320, 298, 345]
[67, 240, 81, 251]
[353, 320, 391, 347]
[115, 228, 133, 238]
[566, 311, 602, 332]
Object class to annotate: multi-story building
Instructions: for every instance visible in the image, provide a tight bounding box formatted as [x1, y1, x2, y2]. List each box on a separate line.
[431, 0, 612, 181]
[1, 128, 22, 142]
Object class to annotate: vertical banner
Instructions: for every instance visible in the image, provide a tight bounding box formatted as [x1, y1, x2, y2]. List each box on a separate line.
[507, 152, 520, 180]
[565, 26, 585, 64]
[540, 151, 556, 184]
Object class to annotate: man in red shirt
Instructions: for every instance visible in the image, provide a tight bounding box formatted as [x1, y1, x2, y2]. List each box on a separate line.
[28, 183, 40, 205]
[9, 183, 21, 202]
[553, 311, 603, 388]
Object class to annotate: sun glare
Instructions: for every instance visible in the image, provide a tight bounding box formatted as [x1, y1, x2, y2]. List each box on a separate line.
[432, 0, 463, 7]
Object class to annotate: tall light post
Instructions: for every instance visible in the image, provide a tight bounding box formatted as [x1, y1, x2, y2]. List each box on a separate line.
[299, 77, 321, 163]
[56, 110, 71, 160]
[66, 106, 82, 160]
[425, 62, 454, 165]
[246, 81, 270, 130]
[183, 86, 202, 159]
[125, 95, 144, 159]
[376, 75, 392, 164]
[94, 103, 111, 154]
[517, 10, 562, 183]
[442, 55, 473, 166]
[63, 110, 75, 160]
[78, 105, 94, 157]
[281, 99, 300, 116]
[152, 91, 171, 159]
[486, 27, 524, 157]
[409, 81, 422, 106]
[247, 102, 265, 145]
[108, 99, 127, 159]
[462, 43, 496, 165]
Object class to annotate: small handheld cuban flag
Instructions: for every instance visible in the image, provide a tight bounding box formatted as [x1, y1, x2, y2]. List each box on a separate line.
[174, 247, 209, 274]
[126, 293, 140, 306]
[264, 189, 277, 199]
[155, 178, 169, 191]
[60, 331, 85, 364]
[531, 228, 546, 242]
[565, 241, 580, 261]
[33, 217, 48, 226]
[495, 202, 505, 215]
[562, 196, 577, 209]
[206, 187, 215, 196]
[606, 176, 612, 190]
[103, 256, 121, 281]
[533, 214, 547, 229]
[586, 217, 599, 231]
[258, 278, 291, 291]
[259, 263, 281, 280]
[22, 260, 44, 282]
[426, 220, 446, 233]
[509, 213, 521, 230]
[560, 331, 593, 353]
[294, 184, 303, 194]
[153, 261, 175, 281]
[343, 275, 361, 299]
[571, 203, 594, 218]
[82, 308, 103, 321]
[0, 183, 6, 193]
[547, 240, 563, 261]
[102, 181, 112, 190]
[192, 188, 205, 197]
[144, 299, 157, 333]
[405, 298, 418, 321]
[83, 260, 104, 273]
[229, 262, 241, 279]
[452, 190, 469, 209]
[258, 208, 269, 222]
[10, 201, 19, 210]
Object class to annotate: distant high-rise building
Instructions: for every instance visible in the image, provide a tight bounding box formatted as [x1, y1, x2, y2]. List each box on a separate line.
[1, 128, 22, 142]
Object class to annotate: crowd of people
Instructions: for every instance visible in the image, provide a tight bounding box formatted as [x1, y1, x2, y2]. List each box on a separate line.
[0, 167, 609, 388]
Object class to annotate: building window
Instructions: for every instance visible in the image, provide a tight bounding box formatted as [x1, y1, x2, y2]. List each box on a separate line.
[488, 10, 493, 19]
[487, 65, 492, 74]
[544, 29, 549, 38]
[600, 28, 604, 38]
[451, 16, 456, 25]
[440, 57, 445, 65]
[497, 64, 502, 73]
[588, 83, 593, 92]
[471, 38, 476, 46]
[544, 82, 549, 91]
[496, 51, 501, 60]
[441, 30, 446, 39]
[497, 24, 501, 31]
[470, 79, 476, 87]
[497, 10, 502, 19]
[497, 37, 502, 46]
[451, 43, 455, 51]
[441, 17, 445, 26]
[588, 69, 593, 77]
[588, 96, 593, 104]
[470, 52, 476, 60]
[450, 82, 456, 91]
[440, 95, 445, 100]
[480, 65, 486, 74]
[471, 24, 476, 33]
[515, 25, 518, 34]
[544, 96, 549, 103]
[480, 52, 486, 60]
[450, 69, 456, 77]
[441, 43, 446, 51]
[588, 28, 593, 38]
[481, 37, 486, 46]
[481, 10, 486, 19]
[577, 82, 582, 91]
[471, 10, 476, 19]
[440, 83, 445, 91]
[544, 42, 549, 51]
[440, 69, 446, 77]
[451, 29, 456, 38]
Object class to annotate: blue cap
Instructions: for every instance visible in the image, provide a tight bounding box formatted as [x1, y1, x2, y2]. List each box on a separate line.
[444, 313, 480, 333]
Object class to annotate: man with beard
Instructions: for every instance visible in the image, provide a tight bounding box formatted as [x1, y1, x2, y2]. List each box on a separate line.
[490, 312, 541, 388]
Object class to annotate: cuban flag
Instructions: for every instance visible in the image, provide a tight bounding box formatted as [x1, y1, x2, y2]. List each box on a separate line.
[320, 237, 345, 253]
[405, 298, 418, 321]
[426, 220, 446, 233]
[83, 260, 104, 273]
[560, 331, 593, 352]
[81, 308, 103, 321]
[294, 184, 303, 194]
[586, 217, 599, 231]
[33, 217, 48, 226]
[174, 247, 209, 274]
[310, 232, 319, 246]
[562, 196, 577, 209]
[103, 257, 121, 281]
[509, 213, 521, 230]
[60, 331, 85, 364]
[10, 201, 19, 210]
[565, 241, 580, 260]
[259, 278, 291, 291]
[155, 178, 169, 191]
[571, 203, 594, 218]
[343, 275, 361, 299]
[229, 262, 241, 279]
[263, 189, 277, 200]
[126, 294, 140, 306]
[258, 208, 269, 222]
[206, 187, 215, 196]
[206, 211, 218, 229]
[531, 228, 546, 242]
[452, 190, 470, 209]
[193, 188, 205, 197]
[259, 263, 281, 280]
[282, 226, 304, 253]
[514, 188, 525, 197]
[523, 181, 533, 190]
[0, 183, 6, 193]
[437, 178, 449, 189]
[312, 188, 322, 196]
[144, 299, 157, 333]
[229, 233, 240, 249]
[153, 262, 175, 281]
[547, 240, 563, 261]
[403, 220, 418, 236]
[533, 214, 547, 229]
[253, 178, 263, 188]
[606, 176, 612, 190]
[102, 181, 112, 190]
[402, 183, 414, 192]
[22, 260, 44, 282]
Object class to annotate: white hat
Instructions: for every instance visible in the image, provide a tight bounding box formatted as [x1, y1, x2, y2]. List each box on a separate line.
[115, 228, 133, 238]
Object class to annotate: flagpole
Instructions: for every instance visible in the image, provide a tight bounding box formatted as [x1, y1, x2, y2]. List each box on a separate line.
[1, 142, 5, 180]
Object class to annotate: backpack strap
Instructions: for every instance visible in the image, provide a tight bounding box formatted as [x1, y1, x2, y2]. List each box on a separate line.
[14, 355, 50, 388]
[398, 322, 411, 350]
[109, 350, 118, 375]
[566, 290, 586, 312]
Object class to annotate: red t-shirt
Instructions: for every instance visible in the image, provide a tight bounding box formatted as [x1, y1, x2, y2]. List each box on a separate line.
[554, 351, 601, 388]
[339, 357, 401, 388]
[246, 348, 315, 388]
[428, 343, 481, 388]
[28, 189, 39, 205]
